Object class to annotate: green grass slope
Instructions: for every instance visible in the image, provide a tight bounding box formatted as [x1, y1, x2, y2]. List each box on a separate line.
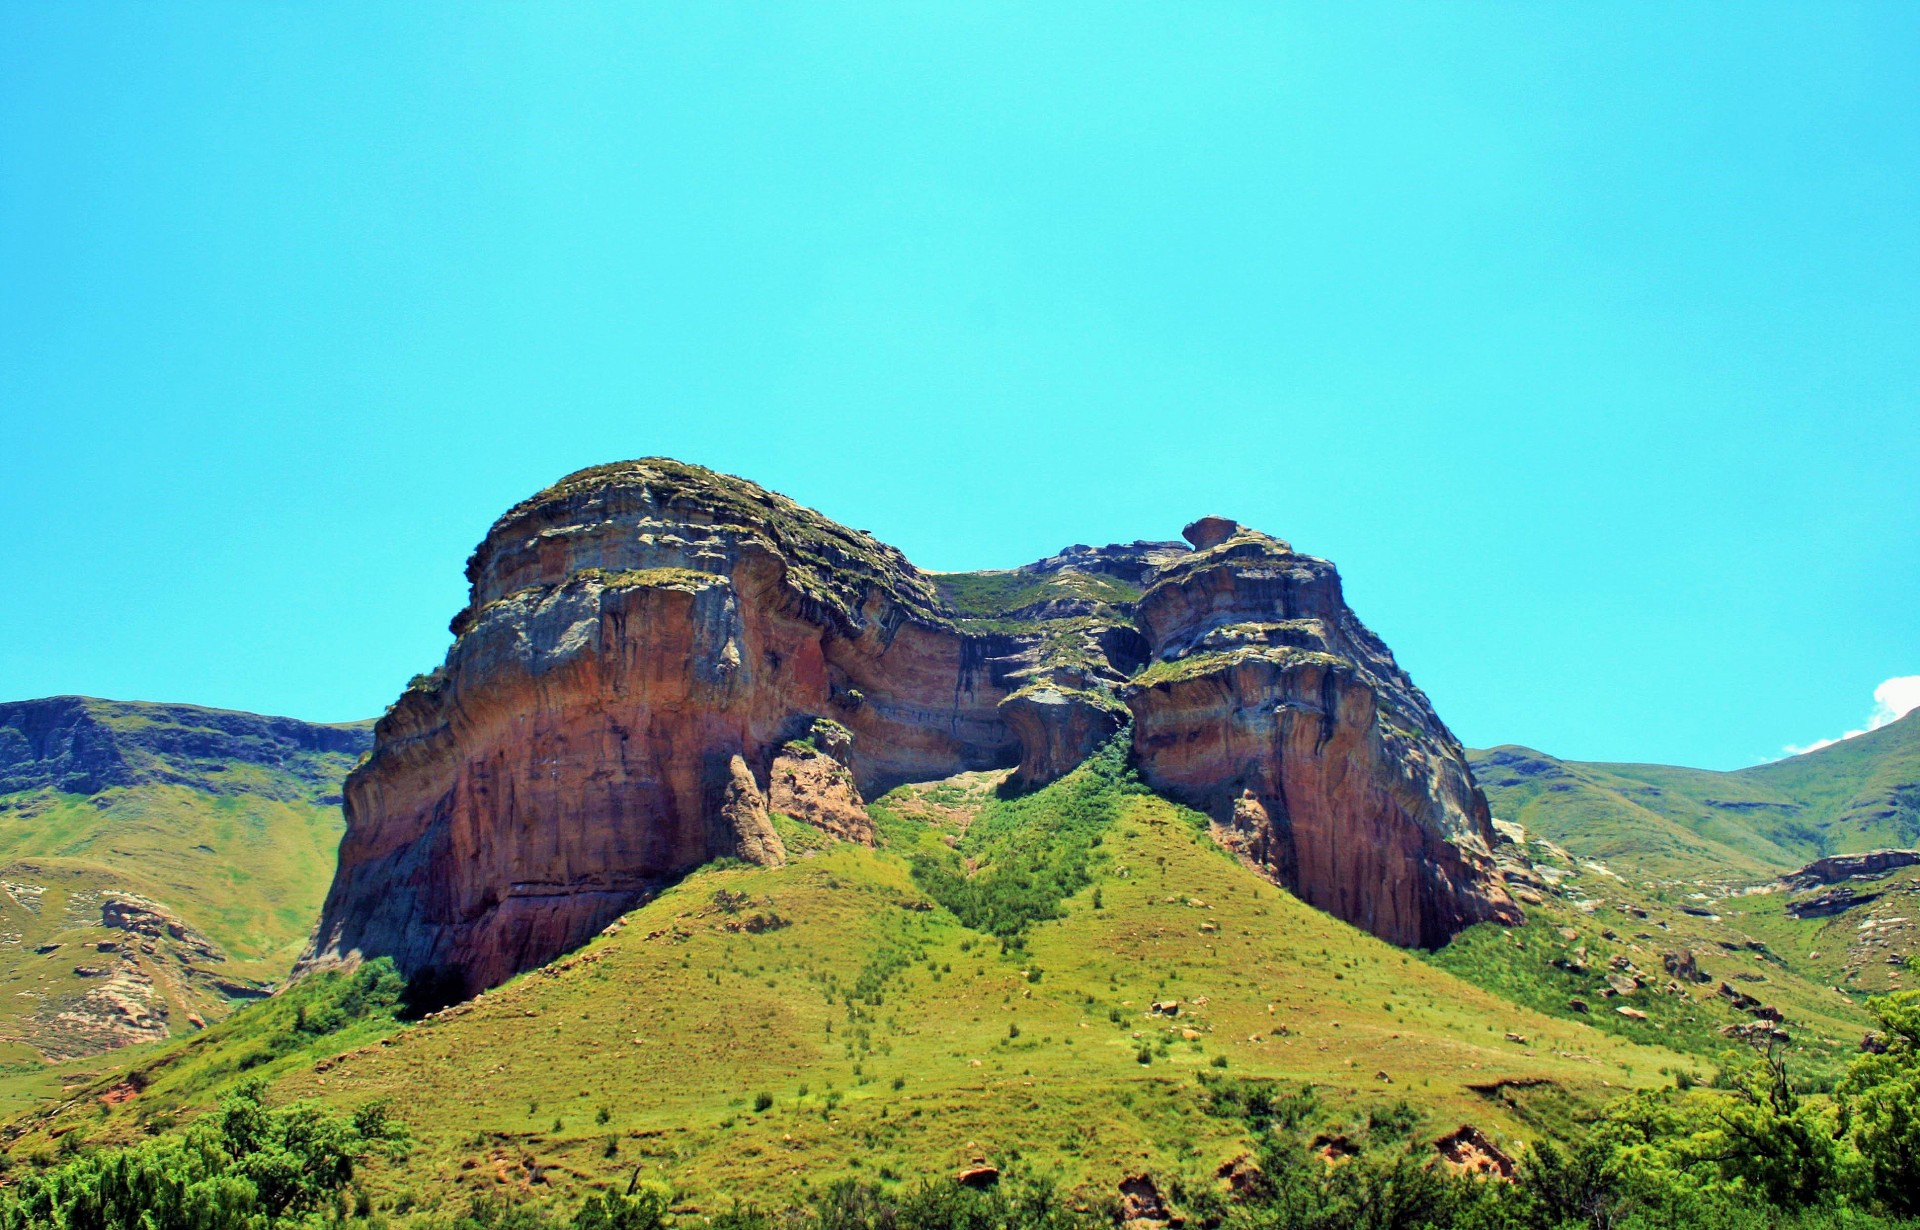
[0, 698, 368, 1087]
[1450, 719, 1920, 1080]
[1470, 709, 1920, 885]
[8, 760, 1694, 1221]
[1740, 711, 1920, 851]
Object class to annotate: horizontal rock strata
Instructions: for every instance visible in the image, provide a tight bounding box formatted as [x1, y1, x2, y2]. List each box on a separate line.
[296, 460, 1518, 997]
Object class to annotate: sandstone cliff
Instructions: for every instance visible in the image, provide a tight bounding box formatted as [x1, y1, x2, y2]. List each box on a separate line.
[297, 459, 1517, 997]
[1125, 519, 1518, 947]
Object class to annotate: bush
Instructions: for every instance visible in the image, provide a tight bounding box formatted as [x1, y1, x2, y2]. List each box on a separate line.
[910, 732, 1141, 938]
[0, 1078, 405, 1229]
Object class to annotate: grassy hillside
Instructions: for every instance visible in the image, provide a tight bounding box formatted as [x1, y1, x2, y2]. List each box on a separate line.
[6, 708, 1908, 1222]
[1448, 719, 1920, 1083]
[1741, 712, 1920, 851]
[0, 698, 367, 1088]
[1429, 867, 1874, 1082]
[1470, 708, 1920, 885]
[1467, 748, 1791, 883]
[6, 758, 1696, 1221]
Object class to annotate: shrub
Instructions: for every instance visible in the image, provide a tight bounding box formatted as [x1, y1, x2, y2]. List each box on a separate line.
[910, 733, 1141, 938]
[0, 1078, 405, 1229]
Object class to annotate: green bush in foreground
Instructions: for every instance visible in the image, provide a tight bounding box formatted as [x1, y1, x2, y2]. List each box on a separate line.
[0, 1078, 403, 1230]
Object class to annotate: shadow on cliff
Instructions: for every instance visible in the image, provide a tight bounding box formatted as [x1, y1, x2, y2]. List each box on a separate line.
[397, 965, 469, 1019]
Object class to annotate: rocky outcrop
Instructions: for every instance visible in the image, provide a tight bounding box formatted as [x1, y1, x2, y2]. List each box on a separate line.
[768, 721, 873, 843]
[1784, 848, 1920, 890]
[1123, 519, 1519, 948]
[297, 460, 1517, 997]
[1787, 885, 1883, 919]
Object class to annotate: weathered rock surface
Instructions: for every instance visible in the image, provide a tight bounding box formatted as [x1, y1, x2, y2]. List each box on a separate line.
[1787, 885, 1883, 919]
[297, 459, 1517, 997]
[1784, 848, 1920, 890]
[1123, 519, 1520, 947]
[768, 721, 874, 843]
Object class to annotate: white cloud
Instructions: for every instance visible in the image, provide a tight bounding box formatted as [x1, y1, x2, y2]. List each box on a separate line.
[1783, 675, 1920, 757]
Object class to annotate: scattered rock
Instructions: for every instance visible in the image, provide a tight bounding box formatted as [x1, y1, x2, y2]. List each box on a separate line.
[1119, 1173, 1175, 1225]
[1434, 1125, 1516, 1180]
[1214, 1153, 1260, 1194]
[1662, 950, 1710, 984]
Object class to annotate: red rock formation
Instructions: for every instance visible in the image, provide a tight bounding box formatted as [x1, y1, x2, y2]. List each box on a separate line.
[1123, 519, 1520, 948]
[768, 721, 873, 843]
[297, 461, 1516, 998]
[298, 462, 1024, 997]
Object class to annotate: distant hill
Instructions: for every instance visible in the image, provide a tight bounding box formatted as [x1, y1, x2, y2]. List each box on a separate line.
[1469, 709, 1920, 883]
[0, 697, 369, 1063]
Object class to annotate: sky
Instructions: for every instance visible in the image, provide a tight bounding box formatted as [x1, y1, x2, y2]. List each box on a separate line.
[2, 4, 1915, 770]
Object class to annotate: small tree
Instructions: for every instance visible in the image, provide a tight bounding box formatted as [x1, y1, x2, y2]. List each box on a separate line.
[1841, 967, 1920, 1213]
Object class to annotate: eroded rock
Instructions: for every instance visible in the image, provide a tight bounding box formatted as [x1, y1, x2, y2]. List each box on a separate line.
[1123, 526, 1520, 947]
[296, 460, 1520, 998]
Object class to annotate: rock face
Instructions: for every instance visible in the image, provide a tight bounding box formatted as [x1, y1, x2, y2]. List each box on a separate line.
[1124, 519, 1518, 947]
[297, 460, 1517, 997]
[1783, 848, 1920, 890]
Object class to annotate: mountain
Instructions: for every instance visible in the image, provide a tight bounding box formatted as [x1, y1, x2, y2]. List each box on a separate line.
[1458, 716, 1920, 1018]
[0, 697, 369, 1062]
[296, 458, 1517, 1002]
[12, 756, 1685, 1212]
[0, 464, 1905, 1221]
[1469, 710, 1920, 884]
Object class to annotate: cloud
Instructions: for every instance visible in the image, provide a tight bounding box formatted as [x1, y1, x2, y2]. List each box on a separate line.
[1783, 675, 1920, 757]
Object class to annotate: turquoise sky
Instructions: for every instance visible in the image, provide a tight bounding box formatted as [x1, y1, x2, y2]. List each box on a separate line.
[3, 4, 1915, 769]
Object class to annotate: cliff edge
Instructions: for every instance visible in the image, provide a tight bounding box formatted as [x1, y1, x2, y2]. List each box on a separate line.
[296, 460, 1517, 998]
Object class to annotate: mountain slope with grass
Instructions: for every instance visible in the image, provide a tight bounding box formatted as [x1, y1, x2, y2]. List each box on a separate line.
[1438, 716, 1920, 1084]
[0, 697, 369, 1073]
[1469, 709, 1920, 885]
[9, 754, 1692, 1221]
